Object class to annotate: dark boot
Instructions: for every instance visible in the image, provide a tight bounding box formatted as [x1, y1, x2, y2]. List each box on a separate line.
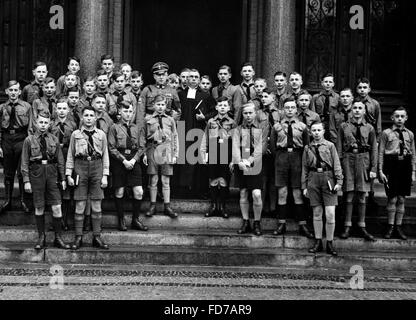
[92, 235, 109, 250]
[34, 215, 46, 250]
[308, 239, 323, 253]
[340, 226, 351, 239]
[384, 225, 395, 239]
[18, 179, 29, 213]
[237, 220, 251, 234]
[273, 223, 286, 236]
[164, 203, 178, 219]
[396, 226, 408, 240]
[253, 221, 262, 236]
[0, 179, 13, 214]
[131, 199, 148, 231]
[115, 198, 127, 231]
[71, 236, 83, 250]
[83, 215, 91, 232]
[299, 224, 314, 239]
[53, 218, 70, 250]
[219, 187, 229, 219]
[359, 227, 376, 242]
[146, 203, 157, 217]
[205, 187, 218, 217]
[326, 241, 338, 256]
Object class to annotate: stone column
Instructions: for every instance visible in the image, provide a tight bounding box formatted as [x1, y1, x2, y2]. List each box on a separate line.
[75, 0, 109, 79]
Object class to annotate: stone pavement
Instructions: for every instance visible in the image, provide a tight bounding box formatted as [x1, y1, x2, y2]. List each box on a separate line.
[0, 263, 415, 300]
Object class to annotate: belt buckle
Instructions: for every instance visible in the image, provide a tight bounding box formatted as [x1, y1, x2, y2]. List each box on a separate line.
[352, 149, 359, 154]
[9, 130, 16, 135]
[41, 160, 48, 165]
[287, 148, 293, 153]
[219, 139, 224, 144]
[398, 155, 404, 161]
[317, 168, 324, 173]
[87, 156, 92, 161]
[60, 144, 64, 148]
[125, 149, 131, 155]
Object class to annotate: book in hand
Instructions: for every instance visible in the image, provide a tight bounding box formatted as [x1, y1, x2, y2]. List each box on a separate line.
[71, 172, 80, 187]
[327, 180, 337, 194]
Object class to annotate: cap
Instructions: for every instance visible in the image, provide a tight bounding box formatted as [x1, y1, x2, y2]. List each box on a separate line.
[152, 62, 169, 74]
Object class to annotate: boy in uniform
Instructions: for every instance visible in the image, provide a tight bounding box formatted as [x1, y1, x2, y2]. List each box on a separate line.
[278, 72, 305, 110]
[297, 91, 321, 129]
[270, 97, 313, 238]
[329, 88, 354, 144]
[121, 63, 133, 89]
[0, 80, 31, 214]
[56, 72, 80, 99]
[31, 77, 58, 132]
[66, 87, 83, 128]
[232, 103, 269, 236]
[56, 57, 81, 97]
[96, 70, 111, 95]
[336, 100, 377, 241]
[201, 97, 235, 218]
[109, 101, 148, 231]
[274, 71, 288, 105]
[302, 122, 343, 256]
[107, 72, 138, 123]
[143, 95, 179, 218]
[94, 93, 114, 135]
[21, 110, 70, 250]
[129, 71, 144, 103]
[66, 106, 110, 250]
[22, 62, 48, 104]
[238, 63, 257, 104]
[79, 76, 97, 110]
[379, 107, 416, 240]
[101, 55, 115, 83]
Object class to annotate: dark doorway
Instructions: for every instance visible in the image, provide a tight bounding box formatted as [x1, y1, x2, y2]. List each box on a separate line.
[124, 0, 245, 85]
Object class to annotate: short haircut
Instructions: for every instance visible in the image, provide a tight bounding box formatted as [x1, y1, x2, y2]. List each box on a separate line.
[68, 56, 80, 65]
[43, 77, 56, 86]
[84, 76, 96, 84]
[218, 65, 232, 74]
[340, 88, 354, 95]
[120, 63, 131, 69]
[262, 88, 275, 96]
[180, 68, 191, 74]
[189, 69, 200, 75]
[201, 75, 212, 82]
[82, 105, 96, 115]
[216, 96, 230, 104]
[353, 97, 364, 104]
[101, 54, 114, 63]
[274, 71, 287, 78]
[57, 97, 68, 105]
[33, 61, 47, 70]
[118, 101, 133, 110]
[321, 73, 335, 81]
[241, 102, 256, 112]
[254, 78, 267, 85]
[131, 71, 143, 79]
[392, 106, 408, 115]
[153, 94, 167, 104]
[290, 72, 302, 78]
[92, 93, 106, 102]
[112, 71, 125, 81]
[310, 121, 324, 129]
[67, 87, 80, 95]
[96, 69, 108, 78]
[283, 96, 297, 106]
[297, 90, 312, 100]
[37, 110, 51, 119]
[168, 73, 179, 82]
[356, 77, 371, 87]
[241, 62, 254, 70]
[7, 80, 20, 89]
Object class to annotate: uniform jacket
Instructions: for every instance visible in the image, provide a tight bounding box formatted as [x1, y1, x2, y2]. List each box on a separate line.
[0, 99, 31, 145]
[22, 81, 42, 105]
[212, 82, 243, 118]
[361, 95, 382, 138]
[30, 96, 58, 133]
[106, 89, 138, 120]
[50, 118, 78, 150]
[329, 106, 353, 144]
[270, 117, 310, 153]
[200, 114, 236, 157]
[95, 112, 114, 136]
[140, 84, 181, 122]
[237, 82, 257, 105]
[311, 90, 339, 122]
[297, 108, 321, 129]
[108, 122, 146, 163]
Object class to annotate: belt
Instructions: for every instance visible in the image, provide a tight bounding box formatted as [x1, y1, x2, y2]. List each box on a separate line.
[347, 148, 369, 154]
[310, 168, 331, 173]
[118, 148, 138, 156]
[277, 147, 302, 153]
[30, 159, 57, 165]
[75, 155, 102, 161]
[2, 127, 27, 135]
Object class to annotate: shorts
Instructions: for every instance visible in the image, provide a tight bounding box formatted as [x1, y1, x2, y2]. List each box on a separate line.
[275, 149, 302, 188]
[342, 152, 371, 193]
[29, 164, 61, 208]
[234, 165, 263, 190]
[111, 157, 143, 188]
[73, 159, 104, 201]
[307, 171, 338, 207]
[383, 154, 413, 197]
[146, 147, 173, 176]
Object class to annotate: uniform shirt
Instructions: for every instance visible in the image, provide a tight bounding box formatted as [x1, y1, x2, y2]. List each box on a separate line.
[270, 117, 310, 152]
[56, 75, 82, 98]
[140, 84, 182, 122]
[361, 95, 382, 138]
[144, 112, 179, 159]
[237, 82, 257, 104]
[232, 120, 269, 166]
[95, 112, 114, 136]
[79, 95, 95, 110]
[21, 131, 65, 183]
[278, 90, 304, 110]
[50, 118, 78, 149]
[212, 82, 243, 117]
[30, 96, 58, 134]
[200, 114, 235, 156]
[106, 89, 138, 120]
[328, 106, 353, 144]
[336, 118, 378, 173]
[301, 139, 343, 189]
[297, 108, 321, 129]
[68, 104, 83, 128]
[22, 81, 42, 104]
[258, 103, 281, 128]
[311, 90, 339, 122]
[65, 127, 110, 177]
[378, 126, 416, 172]
[0, 99, 31, 144]
[275, 88, 288, 110]
[108, 122, 146, 163]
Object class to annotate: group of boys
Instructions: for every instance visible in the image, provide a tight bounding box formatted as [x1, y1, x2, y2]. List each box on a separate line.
[0, 56, 414, 257]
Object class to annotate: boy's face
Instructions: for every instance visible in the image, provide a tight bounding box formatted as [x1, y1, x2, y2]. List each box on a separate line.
[67, 92, 80, 106]
[83, 81, 96, 95]
[261, 92, 275, 106]
[33, 66, 48, 83]
[97, 75, 109, 90]
[65, 75, 77, 88]
[311, 124, 325, 141]
[218, 69, 231, 84]
[242, 106, 256, 124]
[254, 81, 267, 95]
[122, 66, 132, 80]
[43, 82, 56, 97]
[56, 102, 70, 119]
[180, 72, 189, 87]
[321, 76, 335, 91]
[131, 77, 143, 91]
[200, 79, 212, 91]
[216, 101, 230, 116]
[340, 90, 354, 107]
[284, 101, 297, 118]
[289, 74, 303, 90]
[357, 82, 371, 98]
[154, 71, 168, 86]
[154, 100, 167, 114]
[392, 110, 408, 127]
[102, 59, 114, 74]
[114, 76, 126, 92]
[82, 110, 97, 128]
[93, 97, 107, 114]
[352, 102, 366, 119]
[274, 75, 287, 90]
[241, 66, 255, 82]
[188, 72, 200, 89]
[68, 59, 80, 75]
[120, 106, 134, 123]
[168, 79, 180, 90]
[298, 94, 311, 110]
[6, 84, 21, 101]
[36, 116, 50, 133]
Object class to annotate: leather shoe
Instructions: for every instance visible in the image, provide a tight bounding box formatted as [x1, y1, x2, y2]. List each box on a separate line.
[146, 204, 156, 217]
[164, 206, 178, 219]
[54, 236, 70, 250]
[132, 219, 149, 232]
[340, 226, 351, 239]
[299, 224, 314, 239]
[396, 226, 408, 240]
[326, 241, 338, 256]
[118, 216, 127, 232]
[273, 223, 286, 236]
[359, 227, 376, 242]
[253, 221, 262, 236]
[205, 203, 217, 218]
[92, 236, 109, 250]
[34, 234, 46, 250]
[237, 220, 251, 234]
[384, 225, 395, 239]
[308, 239, 323, 254]
[71, 236, 83, 250]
